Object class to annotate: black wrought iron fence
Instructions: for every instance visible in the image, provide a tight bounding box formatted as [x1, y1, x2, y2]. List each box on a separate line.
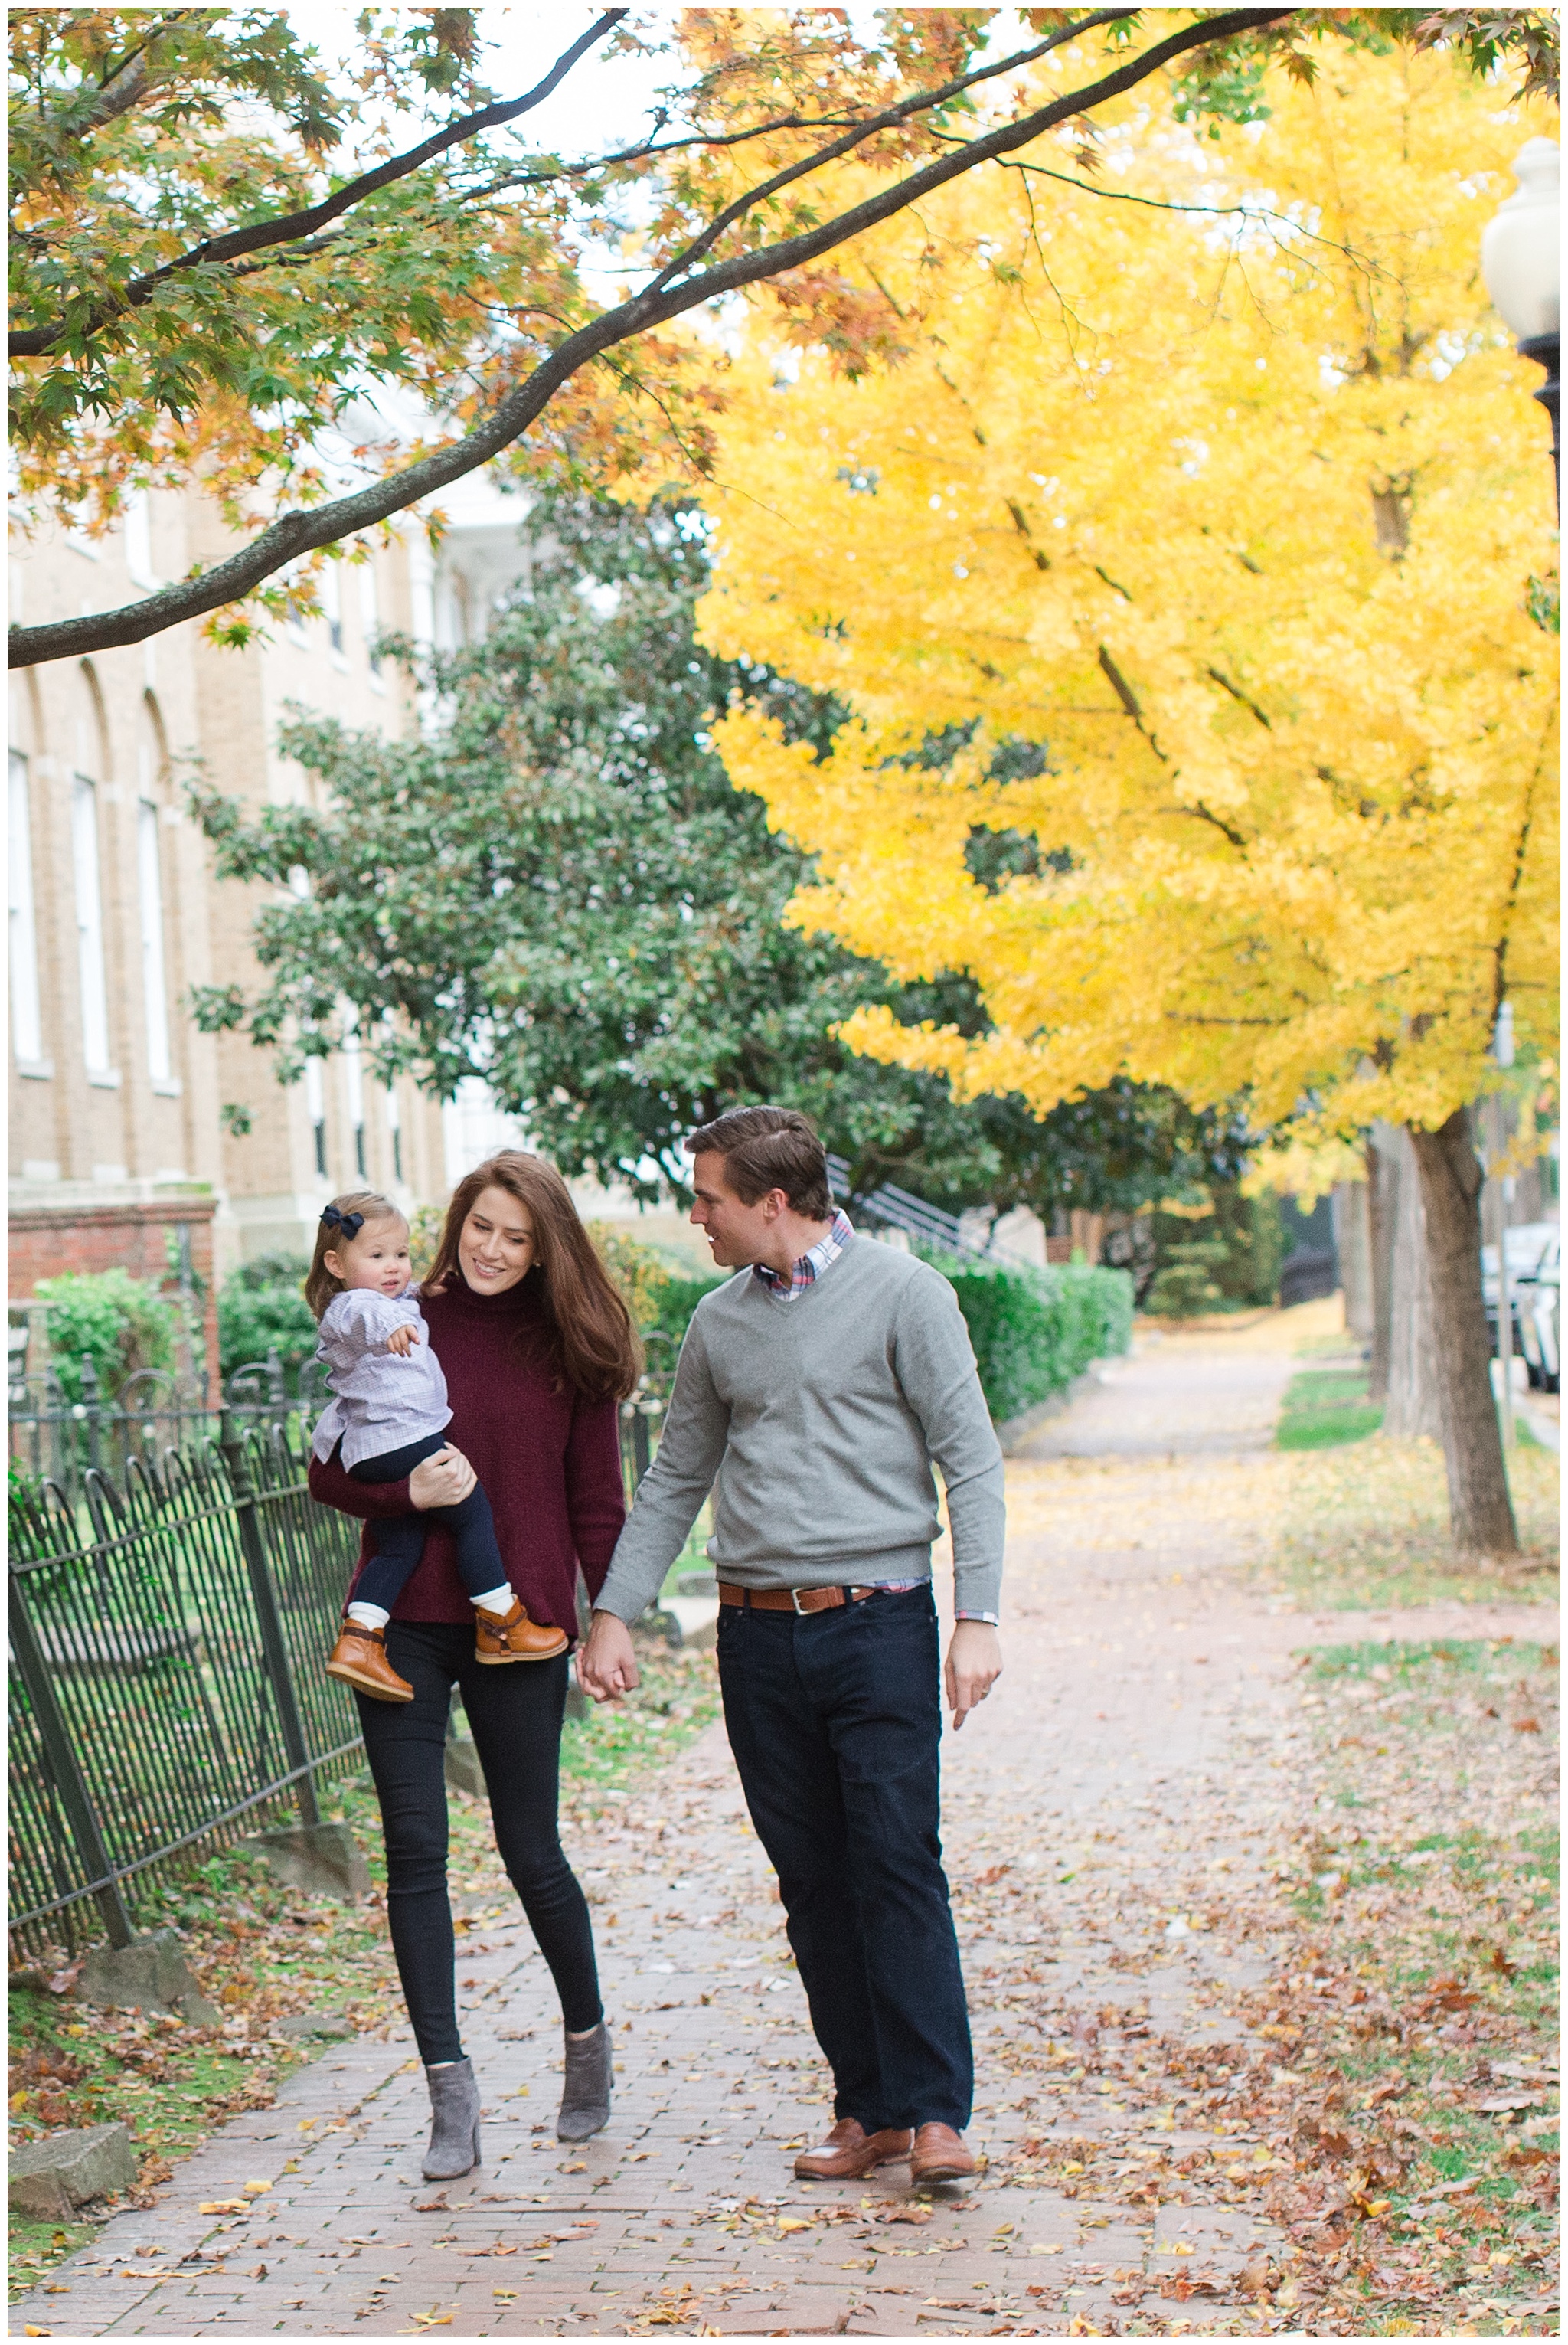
[6, 1351, 325, 1503]
[8, 1412, 363, 1957]
[8, 1382, 665, 1959]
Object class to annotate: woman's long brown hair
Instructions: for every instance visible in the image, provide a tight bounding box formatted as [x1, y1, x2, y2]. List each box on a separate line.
[422, 1151, 643, 1401]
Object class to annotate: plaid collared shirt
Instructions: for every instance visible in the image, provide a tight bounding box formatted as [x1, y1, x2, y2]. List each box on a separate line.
[750, 1208, 998, 1625]
[751, 1206, 856, 1302]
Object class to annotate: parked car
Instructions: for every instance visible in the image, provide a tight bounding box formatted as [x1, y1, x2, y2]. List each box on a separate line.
[1482, 1222, 1561, 1391]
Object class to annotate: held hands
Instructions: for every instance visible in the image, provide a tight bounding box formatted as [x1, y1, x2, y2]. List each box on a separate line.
[577, 1609, 641, 1704]
[385, 1323, 420, 1357]
[408, 1444, 476, 1509]
[945, 1620, 1002, 1730]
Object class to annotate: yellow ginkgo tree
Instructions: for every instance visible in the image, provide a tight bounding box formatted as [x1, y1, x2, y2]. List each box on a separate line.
[701, 49, 1559, 1552]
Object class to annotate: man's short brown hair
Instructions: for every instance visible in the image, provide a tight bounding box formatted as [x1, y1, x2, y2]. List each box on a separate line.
[687, 1106, 833, 1220]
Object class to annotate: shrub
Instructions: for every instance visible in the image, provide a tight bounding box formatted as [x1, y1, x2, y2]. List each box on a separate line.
[1148, 1186, 1282, 1312]
[33, 1269, 181, 1403]
[1146, 1238, 1230, 1319]
[217, 1253, 318, 1391]
[408, 1205, 445, 1281]
[587, 1224, 726, 1395]
[595, 1223, 1133, 1426]
[922, 1251, 1133, 1424]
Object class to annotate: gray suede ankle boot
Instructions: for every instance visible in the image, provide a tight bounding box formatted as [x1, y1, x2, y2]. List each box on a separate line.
[557, 2022, 612, 2141]
[423, 2056, 482, 2180]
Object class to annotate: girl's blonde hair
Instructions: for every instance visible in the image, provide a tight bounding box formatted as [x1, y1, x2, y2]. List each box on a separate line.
[304, 1190, 405, 1320]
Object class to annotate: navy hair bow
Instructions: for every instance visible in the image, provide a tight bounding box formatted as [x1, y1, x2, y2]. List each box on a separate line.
[321, 1205, 364, 1240]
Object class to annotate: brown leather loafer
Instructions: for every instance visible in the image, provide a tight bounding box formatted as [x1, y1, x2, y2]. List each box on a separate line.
[793, 2118, 914, 2181]
[910, 2122, 977, 2189]
[325, 1620, 414, 1702]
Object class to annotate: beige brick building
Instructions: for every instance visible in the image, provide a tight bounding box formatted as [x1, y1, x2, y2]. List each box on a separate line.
[8, 480, 537, 1342]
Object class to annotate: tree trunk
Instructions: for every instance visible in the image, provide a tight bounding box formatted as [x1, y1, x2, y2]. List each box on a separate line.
[1408, 1110, 1519, 1555]
[1382, 1127, 1442, 1441]
[1365, 1129, 1394, 1401]
[1335, 1178, 1374, 1345]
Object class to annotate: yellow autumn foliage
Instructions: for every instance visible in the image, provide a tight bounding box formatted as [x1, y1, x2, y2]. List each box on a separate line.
[700, 50, 1559, 1147]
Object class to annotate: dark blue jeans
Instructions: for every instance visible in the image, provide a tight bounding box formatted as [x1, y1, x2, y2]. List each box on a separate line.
[717, 1584, 972, 2133]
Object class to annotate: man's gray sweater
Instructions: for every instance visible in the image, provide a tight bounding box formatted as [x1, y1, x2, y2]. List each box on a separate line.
[595, 1237, 1004, 1623]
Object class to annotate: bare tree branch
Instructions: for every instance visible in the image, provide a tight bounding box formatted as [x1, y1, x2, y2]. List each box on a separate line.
[10, 11, 628, 359]
[642, 8, 1137, 302]
[8, 6, 1293, 671]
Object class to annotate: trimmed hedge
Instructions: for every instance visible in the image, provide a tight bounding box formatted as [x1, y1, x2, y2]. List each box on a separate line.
[592, 1221, 1132, 1428]
[922, 1251, 1134, 1424]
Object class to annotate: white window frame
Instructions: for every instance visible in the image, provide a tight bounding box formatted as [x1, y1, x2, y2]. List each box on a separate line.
[8, 749, 44, 1065]
[137, 797, 173, 1083]
[70, 773, 112, 1074]
[124, 489, 158, 588]
[321, 560, 345, 662]
[342, 1014, 366, 1179]
[360, 561, 383, 683]
[304, 1055, 328, 1176]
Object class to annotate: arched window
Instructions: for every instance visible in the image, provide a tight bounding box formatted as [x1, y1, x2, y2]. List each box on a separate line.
[70, 666, 112, 1077]
[138, 695, 173, 1085]
[8, 685, 44, 1068]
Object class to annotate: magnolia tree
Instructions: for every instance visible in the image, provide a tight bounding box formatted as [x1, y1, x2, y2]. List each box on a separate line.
[8, 6, 1553, 666]
[701, 50, 1559, 1552]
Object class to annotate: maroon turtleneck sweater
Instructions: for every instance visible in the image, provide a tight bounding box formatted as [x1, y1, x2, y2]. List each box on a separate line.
[307, 1268, 626, 1637]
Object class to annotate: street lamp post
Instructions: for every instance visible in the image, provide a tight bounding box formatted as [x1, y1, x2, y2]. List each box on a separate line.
[1488, 1003, 1517, 1454]
[1481, 138, 1560, 513]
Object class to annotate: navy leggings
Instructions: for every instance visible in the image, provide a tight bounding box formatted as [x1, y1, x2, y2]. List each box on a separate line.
[348, 1430, 506, 1612]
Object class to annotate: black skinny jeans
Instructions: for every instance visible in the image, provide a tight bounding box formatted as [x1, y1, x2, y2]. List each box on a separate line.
[356, 1621, 602, 2063]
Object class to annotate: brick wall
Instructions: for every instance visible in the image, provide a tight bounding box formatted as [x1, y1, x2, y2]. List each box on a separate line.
[8, 1198, 220, 1387]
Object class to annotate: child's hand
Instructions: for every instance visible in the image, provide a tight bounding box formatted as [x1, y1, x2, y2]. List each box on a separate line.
[384, 1323, 420, 1358]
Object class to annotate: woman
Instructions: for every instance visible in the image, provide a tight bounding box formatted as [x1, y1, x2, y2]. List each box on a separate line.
[308, 1151, 640, 2179]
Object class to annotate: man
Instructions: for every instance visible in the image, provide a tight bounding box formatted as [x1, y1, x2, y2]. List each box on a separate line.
[579, 1105, 1004, 2188]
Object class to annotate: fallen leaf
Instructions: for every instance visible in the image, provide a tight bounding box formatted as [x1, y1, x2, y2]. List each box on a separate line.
[198, 2201, 248, 2216]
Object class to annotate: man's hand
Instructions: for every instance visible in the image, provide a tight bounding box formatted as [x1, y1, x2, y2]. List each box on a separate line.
[408, 1444, 476, 1509]
[945, 1620, 1001, 1730]
[577, 1609, 641, 1703]
[385, 1323, 419, 1358]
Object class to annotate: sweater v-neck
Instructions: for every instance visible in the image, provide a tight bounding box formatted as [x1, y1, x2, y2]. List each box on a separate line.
[747, 1233, 861, 1313]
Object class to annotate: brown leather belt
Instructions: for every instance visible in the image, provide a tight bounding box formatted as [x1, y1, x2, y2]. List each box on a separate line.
[717, 1581, 879, 1615]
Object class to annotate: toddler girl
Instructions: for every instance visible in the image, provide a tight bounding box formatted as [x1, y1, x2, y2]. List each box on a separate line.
[306, 1192, 567, 1702]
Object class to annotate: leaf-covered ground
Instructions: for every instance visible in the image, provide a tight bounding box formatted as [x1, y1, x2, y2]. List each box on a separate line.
[1267, 1436, 1560, 1612]
[8, 1319, 1558, 2336]
[7, 1633, 717, 2299]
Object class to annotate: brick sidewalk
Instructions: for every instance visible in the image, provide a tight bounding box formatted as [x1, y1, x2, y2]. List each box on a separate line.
[12, 1336, 1548, 2339]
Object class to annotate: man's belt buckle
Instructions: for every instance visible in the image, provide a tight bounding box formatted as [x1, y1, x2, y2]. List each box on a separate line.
[790, 1586, 813, 1615]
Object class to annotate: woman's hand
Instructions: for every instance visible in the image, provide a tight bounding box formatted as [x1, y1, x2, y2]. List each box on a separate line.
[577, 1610, 640, 1702]
[408, 1444, 476, 1509]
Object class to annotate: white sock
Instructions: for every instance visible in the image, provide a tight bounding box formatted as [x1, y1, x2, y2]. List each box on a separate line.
[346, 1601, 390, 1632]
[470, 1584, 514, 1617]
